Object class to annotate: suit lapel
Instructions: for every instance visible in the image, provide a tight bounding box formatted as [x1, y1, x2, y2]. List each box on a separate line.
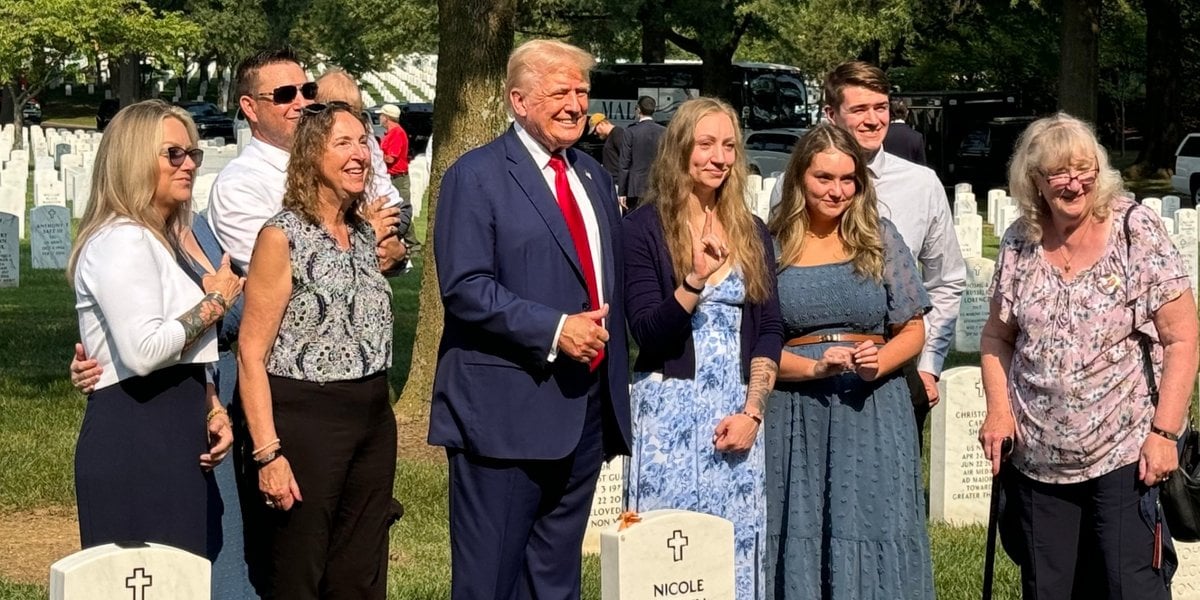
[503, 128, 586, 284]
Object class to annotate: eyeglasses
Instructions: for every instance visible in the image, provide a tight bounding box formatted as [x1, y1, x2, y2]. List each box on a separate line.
[254, 81, 319, 104]
[1043, 169, 1098, 189]
[161, 146, 204, 168]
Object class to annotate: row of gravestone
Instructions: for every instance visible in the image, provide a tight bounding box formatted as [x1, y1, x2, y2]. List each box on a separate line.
[0, 206, 72, 286]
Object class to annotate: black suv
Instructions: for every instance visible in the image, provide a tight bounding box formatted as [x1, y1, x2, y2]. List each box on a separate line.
[176, 102, 235, 140]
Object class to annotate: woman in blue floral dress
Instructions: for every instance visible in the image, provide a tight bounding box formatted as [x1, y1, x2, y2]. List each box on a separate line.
[623, 97, 783, 599]
[764, 124, 933, 599]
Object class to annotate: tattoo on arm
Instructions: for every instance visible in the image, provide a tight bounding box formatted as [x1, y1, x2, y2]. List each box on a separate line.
[178, 293, 226, 352]
[745, 357, 778, 415]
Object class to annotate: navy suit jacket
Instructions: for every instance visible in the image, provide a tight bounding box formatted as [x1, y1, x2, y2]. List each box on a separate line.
[429, 127, 632, 461]
[883, 121, 927, 166]
[618, 119, 665, 198]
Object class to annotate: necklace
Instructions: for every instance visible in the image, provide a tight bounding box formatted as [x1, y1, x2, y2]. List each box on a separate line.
[805, 229, 836, 240]
[1054, 217, 1094, 273]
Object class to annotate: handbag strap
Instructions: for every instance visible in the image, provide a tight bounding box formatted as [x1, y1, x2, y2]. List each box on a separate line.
[1123, 205, 1161, 407]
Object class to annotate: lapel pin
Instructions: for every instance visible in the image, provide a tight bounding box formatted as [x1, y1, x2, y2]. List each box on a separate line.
[584, 170, 592, 180]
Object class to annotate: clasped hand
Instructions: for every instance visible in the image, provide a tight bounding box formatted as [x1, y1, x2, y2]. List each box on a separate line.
[559, 304, 610, 363]
[814, 341, 879, 380]
[691, 208, 729, 281]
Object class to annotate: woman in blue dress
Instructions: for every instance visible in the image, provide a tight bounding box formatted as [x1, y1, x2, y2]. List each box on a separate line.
[623, 97, 783, 599]
[764, 124, 934, 599]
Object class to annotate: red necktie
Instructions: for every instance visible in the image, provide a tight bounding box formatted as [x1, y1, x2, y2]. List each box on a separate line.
[548, 154, 604, 371]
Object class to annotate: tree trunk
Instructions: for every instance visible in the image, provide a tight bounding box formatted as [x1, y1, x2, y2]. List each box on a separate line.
[115, 53, 144, 107]
[1135, 0, 1183, 174]
[396, 0, 517, 419]
[639, 1, 667, 63]
[699, 51, 735, 102]
[6, 84, 26, 150]
[1057, 0, 1101, 123]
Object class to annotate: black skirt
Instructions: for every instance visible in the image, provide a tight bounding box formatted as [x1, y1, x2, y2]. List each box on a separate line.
[75, 363, 212, 556]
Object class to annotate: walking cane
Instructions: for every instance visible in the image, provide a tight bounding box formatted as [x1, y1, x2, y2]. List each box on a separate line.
[982, 437, 1013, 600]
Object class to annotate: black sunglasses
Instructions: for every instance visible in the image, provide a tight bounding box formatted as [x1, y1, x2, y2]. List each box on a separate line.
[301, 101, 354, 116]
[161, 146, 204, 168]
[254, 81, 319, 104]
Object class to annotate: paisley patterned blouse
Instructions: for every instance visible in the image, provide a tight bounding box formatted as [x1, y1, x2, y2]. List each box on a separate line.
[990, 197, 1190, 484]
[263, 210, 393, 383]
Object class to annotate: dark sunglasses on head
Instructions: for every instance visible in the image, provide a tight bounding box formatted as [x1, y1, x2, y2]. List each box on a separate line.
[162, 146, 204, 168]
[255, 81, 319, 104]
[301, 101, 353, 116]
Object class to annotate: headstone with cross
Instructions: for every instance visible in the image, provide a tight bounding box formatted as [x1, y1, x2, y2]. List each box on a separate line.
[49, 542, 210, 600]
[929, 367, 994, 526]
[600, 509, 734, 600]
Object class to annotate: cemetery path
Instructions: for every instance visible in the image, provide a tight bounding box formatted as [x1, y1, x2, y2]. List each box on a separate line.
[0, 506, 78, 584]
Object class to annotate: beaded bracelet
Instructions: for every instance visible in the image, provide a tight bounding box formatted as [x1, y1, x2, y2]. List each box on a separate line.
[205, 406, 229, 424]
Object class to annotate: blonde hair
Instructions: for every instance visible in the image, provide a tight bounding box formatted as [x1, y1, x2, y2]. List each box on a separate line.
[1007, 112, 1124, 242]
[315, 68, 364, 113]
[768, 123, 885, 281]
[283, 103, 371, 226]
[505, 40, 595, 114]
[646, 97, 770, 304]
[67, 100, 198, 281]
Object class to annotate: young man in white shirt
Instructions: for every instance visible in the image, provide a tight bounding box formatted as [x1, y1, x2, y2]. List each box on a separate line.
[770, 61, 966, 442]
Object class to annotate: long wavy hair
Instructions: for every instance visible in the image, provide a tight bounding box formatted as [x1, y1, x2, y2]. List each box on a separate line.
[282, 103, 371, 226]
[768, 123, 885, 281]
[67, 100, 199, 281]
[645, 97, 770, 304]
[1007, 112, 1123, 243]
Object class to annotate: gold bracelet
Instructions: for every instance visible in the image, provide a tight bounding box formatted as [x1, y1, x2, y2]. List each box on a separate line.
[205, 406, 228, 423]
[253, 438, 281, 457]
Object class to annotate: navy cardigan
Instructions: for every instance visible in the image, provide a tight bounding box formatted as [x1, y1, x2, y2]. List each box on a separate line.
[622, 205, 783, 380]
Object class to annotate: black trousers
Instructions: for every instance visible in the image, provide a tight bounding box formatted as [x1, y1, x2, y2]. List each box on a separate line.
[1006, 462, 1170, 600]
[265, 372, 396, 600]
[446, 383, 615, 600]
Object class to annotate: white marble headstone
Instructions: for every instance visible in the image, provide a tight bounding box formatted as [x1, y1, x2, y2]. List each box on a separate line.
[1178, 209, 1198, 239]
[1172, 541, 1200, 600]
[191, 173, 217, 214]
[31, 205, 70, 269]
[954, 214, 984, 260]
[49, 542, 210, 600]
[0, 212, 19, 287]
[583, 456, 626, 555]
[930, 367, 992, 526]
[953, 257, 996, 352]
[0, 186, 23, 239]
[954, 193, 977, 219]
[954, 183, 972, 194]
[1163, 196, 1182, 220]
[601, 510, 734, 600]
[37, 181, 66, 207]
[1143, 197, 1163, 216]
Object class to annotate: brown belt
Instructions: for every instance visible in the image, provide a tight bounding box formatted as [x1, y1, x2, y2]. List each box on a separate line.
[786, 333, 886, 346]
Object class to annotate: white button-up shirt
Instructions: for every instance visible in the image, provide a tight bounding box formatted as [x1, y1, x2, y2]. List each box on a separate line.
[206, 137, 289, 271]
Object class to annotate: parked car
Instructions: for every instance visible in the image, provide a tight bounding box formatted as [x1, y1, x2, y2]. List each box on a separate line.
[745, 128, 807, 176]
[176, 101, 235, 140]
[96, 99, 120, 131]
[950, 116, 1036, 191]
[366, 102, 433, 159]
[1171, 133, 1200, 208]
[22, 99, 42, 124]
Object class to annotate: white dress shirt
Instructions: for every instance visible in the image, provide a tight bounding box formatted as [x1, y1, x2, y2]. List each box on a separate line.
[368, 135, 403, 207]
[513, 123, 606, 361]
[206, 137, 290, 271]
[769, 150, 965, 376]
[75, 218, 217, 390]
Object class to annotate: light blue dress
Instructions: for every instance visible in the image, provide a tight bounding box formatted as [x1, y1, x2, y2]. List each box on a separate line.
[627, 271, 765, 599]
[764, 220, 933, 600]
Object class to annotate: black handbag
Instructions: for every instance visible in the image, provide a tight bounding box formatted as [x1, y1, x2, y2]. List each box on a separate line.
[1122, 206, 1200, 541]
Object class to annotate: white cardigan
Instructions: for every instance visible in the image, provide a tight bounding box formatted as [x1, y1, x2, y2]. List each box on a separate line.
[74, 218, 217, 390]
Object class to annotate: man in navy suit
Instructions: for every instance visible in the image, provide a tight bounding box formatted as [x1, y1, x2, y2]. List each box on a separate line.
[617, 95, 666, 211]
[430, 39, 632, 600]
[883, 97, 927, 165]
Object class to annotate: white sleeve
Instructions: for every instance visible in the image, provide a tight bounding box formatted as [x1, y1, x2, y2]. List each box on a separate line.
[79, 227, 187, 376]
[369, 138, 403, 207]
[916, 180, 966, 376]
[207, 174, 280, 272]
[768, 172, 786, 222]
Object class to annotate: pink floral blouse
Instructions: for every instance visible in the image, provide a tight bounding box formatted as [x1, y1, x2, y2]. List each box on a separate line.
[990, 198, 1191, 484]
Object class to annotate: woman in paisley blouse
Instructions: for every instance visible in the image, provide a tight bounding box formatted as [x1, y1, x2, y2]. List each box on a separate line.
[238, 101, 396, 599]
[978, 113, 1198, 599]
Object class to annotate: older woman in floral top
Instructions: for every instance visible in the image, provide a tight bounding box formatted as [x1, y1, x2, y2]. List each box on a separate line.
[978, 113, 1198, 599]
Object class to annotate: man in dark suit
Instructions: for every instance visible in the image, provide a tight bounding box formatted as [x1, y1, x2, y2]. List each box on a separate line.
[883, 97, 927, 165]
[589, 113, 624, 182]
[430, 39, 631, 600]
[617, 95, 666, 211]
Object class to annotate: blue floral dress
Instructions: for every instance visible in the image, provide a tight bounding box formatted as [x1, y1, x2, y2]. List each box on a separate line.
[627, 271, 765, 599]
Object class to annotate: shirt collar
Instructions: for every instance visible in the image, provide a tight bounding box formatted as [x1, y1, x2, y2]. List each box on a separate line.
[247, 135, 291, 173]
[514, 121, 559, 169]
[867, 147, 887, 180]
